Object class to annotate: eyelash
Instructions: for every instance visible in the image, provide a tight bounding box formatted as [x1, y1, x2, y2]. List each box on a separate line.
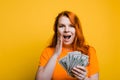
[58, 25, 75, 28]
[59, 25, 64, 28]
[70, 25, 75, 27]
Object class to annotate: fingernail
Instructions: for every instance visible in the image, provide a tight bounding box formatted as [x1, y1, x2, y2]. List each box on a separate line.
[73, 67, 76, 69]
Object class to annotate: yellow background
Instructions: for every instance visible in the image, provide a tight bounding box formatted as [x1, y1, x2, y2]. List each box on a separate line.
[0, 0, 120, 80]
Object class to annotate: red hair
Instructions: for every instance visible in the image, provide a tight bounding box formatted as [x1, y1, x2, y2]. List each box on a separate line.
[49, 11, 89, 55]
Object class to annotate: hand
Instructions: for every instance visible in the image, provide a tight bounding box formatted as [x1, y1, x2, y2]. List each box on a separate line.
[54, 34, 62, 56]
[71, 65, 87, 80]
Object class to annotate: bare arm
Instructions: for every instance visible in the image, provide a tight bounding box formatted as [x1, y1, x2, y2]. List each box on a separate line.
[72, 65, 99, 80]
[85, 73, 99, 80]
[35, 36, 62, 80]
[35, 54, 59, 80]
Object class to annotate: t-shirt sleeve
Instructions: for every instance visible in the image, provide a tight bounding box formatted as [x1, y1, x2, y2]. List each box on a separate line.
[87, 47, 99, 77]
[39, 48, 50, 67]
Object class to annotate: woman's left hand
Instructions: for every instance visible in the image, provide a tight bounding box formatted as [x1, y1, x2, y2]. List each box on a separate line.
[71, 65, 87, 80]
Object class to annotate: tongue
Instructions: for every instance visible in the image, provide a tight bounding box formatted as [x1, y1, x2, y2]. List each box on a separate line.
[64, 36, 70, 42]
[64, 36, 69, 39]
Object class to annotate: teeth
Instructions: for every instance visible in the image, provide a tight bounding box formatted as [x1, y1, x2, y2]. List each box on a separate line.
[63, 35, 71, 39]
[68, 36, 71, 38]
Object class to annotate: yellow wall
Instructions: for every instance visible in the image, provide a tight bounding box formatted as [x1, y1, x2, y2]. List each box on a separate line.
[0, 0, 120, 80]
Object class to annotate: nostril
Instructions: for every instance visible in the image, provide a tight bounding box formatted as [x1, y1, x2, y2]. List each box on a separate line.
[64, 31, 69, 33]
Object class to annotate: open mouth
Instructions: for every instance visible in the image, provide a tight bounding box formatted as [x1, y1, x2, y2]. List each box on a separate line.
[63, 35, 71, 40]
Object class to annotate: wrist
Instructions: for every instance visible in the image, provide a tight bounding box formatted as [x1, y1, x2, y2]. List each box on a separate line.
[54, 51, 61, 57]
[52, 54, 59, 59]
[83, 77, 88, 80]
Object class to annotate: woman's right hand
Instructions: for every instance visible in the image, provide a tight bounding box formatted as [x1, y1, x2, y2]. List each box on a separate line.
[54, 34, 62, 56]
[36, 35, 63, 80]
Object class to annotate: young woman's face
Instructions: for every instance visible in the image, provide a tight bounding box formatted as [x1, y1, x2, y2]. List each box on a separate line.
[57, 16, 76, 45]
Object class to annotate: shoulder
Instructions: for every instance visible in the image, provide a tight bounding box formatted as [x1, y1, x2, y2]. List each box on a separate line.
[88, 46, 96, 56]
[43, 47, 55, 51]
[40, 47, 55, 59]
[41, 47, 55, 55]
[88, 46, 96, 53]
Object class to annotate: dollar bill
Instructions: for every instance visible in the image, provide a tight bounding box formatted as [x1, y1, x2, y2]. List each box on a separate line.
[59, 51, 89, 77]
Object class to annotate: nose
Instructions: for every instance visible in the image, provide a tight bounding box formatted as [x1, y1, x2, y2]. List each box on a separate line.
[64, 26, 69, 32]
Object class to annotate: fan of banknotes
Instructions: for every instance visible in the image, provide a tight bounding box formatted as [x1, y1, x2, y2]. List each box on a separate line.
[59, 51, 89, 77]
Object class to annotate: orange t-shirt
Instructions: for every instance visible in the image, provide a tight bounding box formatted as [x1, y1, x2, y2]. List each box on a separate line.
[39, 47, 99, 80]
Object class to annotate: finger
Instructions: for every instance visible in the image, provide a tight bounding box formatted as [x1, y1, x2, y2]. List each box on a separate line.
[57, 34, 62, 46]
[72, 69, 87, 80]
[72, 69, 84, 77]
[56, 34, 62, 45]
[72, 67, 87, 76]
[76, 65, 86, 72]
[55, 34, 62, 55]
[72, 68, 87, 76]
[73, 73, 84, 80]
[60, 35, 62, 45]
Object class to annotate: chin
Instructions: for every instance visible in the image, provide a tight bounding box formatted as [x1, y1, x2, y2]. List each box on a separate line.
[63, 42, 73, 45]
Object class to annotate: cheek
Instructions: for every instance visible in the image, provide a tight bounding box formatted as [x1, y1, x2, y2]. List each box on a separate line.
[72, 29, 76, 38]
[71, 28, 76, 35]
[58, 29, 64, 35]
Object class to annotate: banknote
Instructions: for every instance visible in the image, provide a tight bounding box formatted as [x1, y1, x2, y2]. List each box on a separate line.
[59, 51, 89, 77]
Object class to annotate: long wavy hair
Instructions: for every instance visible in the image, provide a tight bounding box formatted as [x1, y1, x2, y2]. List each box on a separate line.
[48, 11, 89, 55]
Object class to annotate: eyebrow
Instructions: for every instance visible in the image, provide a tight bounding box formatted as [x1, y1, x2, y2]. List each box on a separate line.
[58, 23, 73, 25]
[58, 23, 65, 25]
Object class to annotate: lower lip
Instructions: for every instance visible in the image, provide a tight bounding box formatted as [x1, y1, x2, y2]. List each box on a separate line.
[63, 37, 70, 42]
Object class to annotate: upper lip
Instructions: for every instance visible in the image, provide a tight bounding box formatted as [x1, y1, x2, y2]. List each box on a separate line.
[63, 33, 71, 36]
[63, 34, 71, 39]
[63, 35, 71, 37]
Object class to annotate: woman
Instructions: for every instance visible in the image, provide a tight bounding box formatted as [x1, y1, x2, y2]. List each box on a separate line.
[36, 11, 99, 80]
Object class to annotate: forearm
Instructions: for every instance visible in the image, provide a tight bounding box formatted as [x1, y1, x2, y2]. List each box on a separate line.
[83, 77, 98, 80]
[36, 54, 58, 80]
[77, 76, 98, 80]
[43, 54, 58, 79]
[84, 73, 99, 80]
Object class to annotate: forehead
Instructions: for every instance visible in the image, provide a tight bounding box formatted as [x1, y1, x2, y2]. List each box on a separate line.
[58, 16, 71, 24]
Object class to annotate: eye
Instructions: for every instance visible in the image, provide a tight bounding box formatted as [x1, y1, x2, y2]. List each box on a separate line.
[69, 24, 75, 28]
[58, 24, 65, 28]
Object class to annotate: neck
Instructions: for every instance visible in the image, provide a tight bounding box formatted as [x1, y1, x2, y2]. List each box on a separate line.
[63, 44, 73, 50]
